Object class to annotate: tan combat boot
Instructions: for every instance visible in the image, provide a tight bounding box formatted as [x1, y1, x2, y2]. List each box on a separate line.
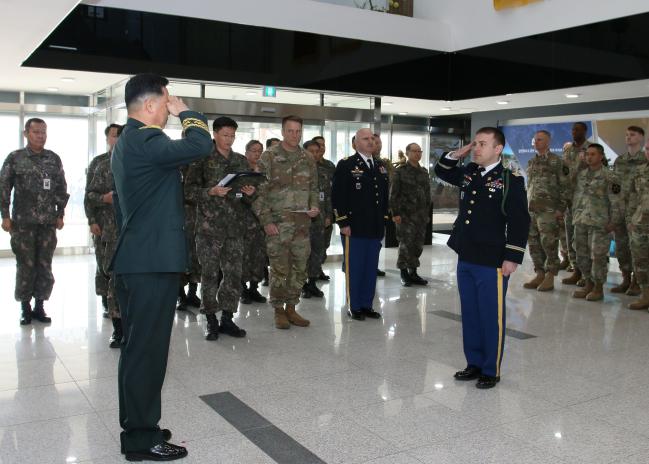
[274, 307, 290, 329]
[561, 269, 582, 285]
[523, 271, 545, 289]
[572, 279, 594, 298]
[610, 272, 631, 293]
[626, 274, 641, 296]
[537, 272, 555, 292]
[586, 283, 604, 301]
[285, 304, 310, 327]
[628, 288, 649, 310]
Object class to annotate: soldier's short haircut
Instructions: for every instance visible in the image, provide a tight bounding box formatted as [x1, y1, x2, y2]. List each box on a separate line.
[312, 135, 325, 143]
[24, 117, 46, 131]
[266, 137, 280, 148]
[104, 123, 122, 136]
[124, 73, 169, 109]
[351, 135, 356, 143]
[535, 129, 552, 139]
[627, 125, 645, 136]
[573, 122, 588, 131]
[212, 116, 238, 132]
[476, 127, 506, 147]
[373, 133, 381, 138]
[246, 140, 263, 152]
[588, 143, 605, 156]
[303, 140, 319, 150]
[282, 115, 303, 128]
[405, 142, 419, 152]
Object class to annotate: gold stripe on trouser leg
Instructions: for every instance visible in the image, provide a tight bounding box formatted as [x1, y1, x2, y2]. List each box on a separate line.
[496, 268, 504, 377]
[345, 235, 351, 308]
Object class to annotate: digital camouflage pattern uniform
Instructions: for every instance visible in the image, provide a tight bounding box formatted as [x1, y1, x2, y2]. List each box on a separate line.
[318, 158, 336, 269]
[0, 147, 69, 301]
[185, 148, 252, 314]
[390, 162, 431, 269]
[86, 156, 120, 318]
[562, 141, 590, 269]
[241, 162, 267, 284]
[84, 152, 111, 298]
[526, 151, 569, 274]
[572, 167, 622, 285]
[179, 165, 201, 286]
[253, 144, 319, 307]
[612, 150, 647, 274]
[307, 158, 334, 279]
[627, 164, 649, 291]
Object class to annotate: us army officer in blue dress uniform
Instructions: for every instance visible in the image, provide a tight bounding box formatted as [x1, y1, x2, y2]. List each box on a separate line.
[111, 74, 213, 461]
[332, 128, 389, 320]
[435, 127, 530, 389]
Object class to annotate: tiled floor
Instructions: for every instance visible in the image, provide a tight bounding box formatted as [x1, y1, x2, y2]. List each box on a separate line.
[1, 234, 649, 463]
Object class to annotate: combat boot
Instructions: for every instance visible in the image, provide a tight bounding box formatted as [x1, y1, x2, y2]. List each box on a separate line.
[610, 272, 631, 293]
[101, 295, 109, 318]
[285, 304, 310, 327]
[109, 318, 123, 348]
[628, 288, 649, 310]
[409, 268, 428, 285]
[586, 283, 604, 301]
[566, 264, 575, 273]
[537, 272, 555, 292]
[572, 279, 594, 298]
[301, 282, 312, 299]
[204, 313, 219, 341]
[523, 271, 545, 289]
[626, 274, 641, 296]
[306, 278, 324, 297]
[561, 269, 582, 285]
[317, 271, 330, 281]
[248, 282, 267, 303]
[176, 285, 188, 311]
[186, 282, 201, 307]
[274, 307, 290, 329]
[32, 300, 51, 323]
[219, 311, 246, 338]
[20, 301, 32, 325]
[240, 282, 252, 304]
[400, 269, 412, 287]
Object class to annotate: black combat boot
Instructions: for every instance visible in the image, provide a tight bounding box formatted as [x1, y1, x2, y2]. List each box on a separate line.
[262, 267, 269, 286]
[32, 299, 51, 323]
[101, 295, 109, 318]
[219, 311, 246, 338]
[109, 318, 123, 348]
[205, 313, 219, 341]
[186, 282, 201, 307]
[306, 278, 324, 297]
[400, 269, 412, 287]
[20, 301, 32, 325]
[317, 271, 330, 281]
[409, 268, 428, 285]
[176, 285, 188, 311]
[248, 282, 267, 303]
[240, 282, 252, 304]
[301, 282, 312, 298]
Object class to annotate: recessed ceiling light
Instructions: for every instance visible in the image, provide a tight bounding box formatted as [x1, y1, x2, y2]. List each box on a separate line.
[440, 107, 452, 111]
[496, 100, 510, 105]
[398, 112, 408, 115]
[61, 77, 75, 82]
[245, 91, 257, 96]
[46, 87, 59, 92]
[383, 101, 393, 106]
[565, 93, 580, 99]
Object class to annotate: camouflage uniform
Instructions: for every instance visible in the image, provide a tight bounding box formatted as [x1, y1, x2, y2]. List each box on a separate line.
[562, 141, 590, 268]
[319, 158, 336, 268]
[86, 156, 120, 318]
[627, 164, 649, 290]
[612, 150, 647, 274]
[84, 152, 111, 298]
[572, 167, 622, 285]
[242, 205, 267, 283]
[179, 165, 201, 286]
[253, 144, 319, 307]
[307, 159, 334, 278]
[185, 148, 252, 314]
[390, 162, 431, 269]
[526, 152, 568, 274]
[0, 147, 69, 301]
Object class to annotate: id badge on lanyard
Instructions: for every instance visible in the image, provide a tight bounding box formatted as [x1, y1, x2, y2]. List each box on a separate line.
[43, 178, 51, 190]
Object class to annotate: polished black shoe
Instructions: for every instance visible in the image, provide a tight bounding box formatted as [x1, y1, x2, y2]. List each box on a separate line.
[125, 442, 188, 462]
[185, 282, 201, 307]
[361, 307, 381, 319]
[317, 271, 330, 281]
[240, 287, 253, 304]
[400, 268, 412, 287]
[347, 309, 365, 321]
[301, 283, 312, 299]
[377, 269, 386, 277]
[219, 311, 246, 338]
[204, 313, 219, 341]
[453, 366, 481, 381]
[176, 285, 188, 311]
[409, 268, 428, 286]
[20, 301, 32, 326]
[247, 283, 267, 303]
[476, 375, 500, 389]
[306, 278, 324, 297]
[101, 295, 109, 318]
[109, 318, 123, 349]
[32, 300, 51, 323]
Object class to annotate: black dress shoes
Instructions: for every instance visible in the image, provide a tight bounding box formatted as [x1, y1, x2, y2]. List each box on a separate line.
[347, 309, 365, 320]
[317, 271, 330, 281]
[125, 442, 187, 462]
[453, 366, 481, 381]
[476, 375, 500, 389]
[376, 269, 386, 277]
[361, 307, 381, 319]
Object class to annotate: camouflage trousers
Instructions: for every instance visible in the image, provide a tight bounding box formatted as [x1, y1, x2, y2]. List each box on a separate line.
[101, 240, 120, 319]
[265, 218, 310, 307]
[613, 221, 633, 273]
[528, 211, 560, 274]
[180, 204, 201, 287]
[307, 216, 326, 279]
[630, 226, 649, 289]
[196, 234, 244, 314]
[560, 206, 578, 269]
[10, 224, 57, 302]
[242, 219, 267, 283]
[323, 222, 334, 265]
[396, 218, 426, 269]
[574, 224, 611, 285]
[92, 233, 109, 297]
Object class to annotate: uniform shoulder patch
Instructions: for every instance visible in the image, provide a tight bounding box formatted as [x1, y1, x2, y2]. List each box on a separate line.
[611, 183, 621, 194]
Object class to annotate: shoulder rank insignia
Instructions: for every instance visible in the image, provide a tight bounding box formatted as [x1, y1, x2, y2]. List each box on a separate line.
[611, 183, 621, 194]
[181, 117, 210, 134]
[138, 125, 162, 130]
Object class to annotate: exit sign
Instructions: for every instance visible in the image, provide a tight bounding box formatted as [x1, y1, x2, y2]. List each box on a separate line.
[263, 86, 277, 98]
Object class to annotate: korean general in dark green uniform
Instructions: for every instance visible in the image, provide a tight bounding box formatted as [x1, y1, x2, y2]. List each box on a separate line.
[110, 74, 213, 461]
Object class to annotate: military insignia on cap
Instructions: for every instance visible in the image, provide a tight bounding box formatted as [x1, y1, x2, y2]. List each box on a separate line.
[611, 183, 621, 194]
[562, 165, 569, 175]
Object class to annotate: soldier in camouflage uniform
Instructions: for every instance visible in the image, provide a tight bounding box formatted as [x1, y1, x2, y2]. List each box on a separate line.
[176, 162, 202, 311]
[523, 130, 569, 292]
[571, 144, 622, 301]
[610, 126, 647, 296]
[312, 135, 336, 281]
[625, 138, 649, 310]
[253, 115, 319, 329]
[0, 118, 69, 325]
[560, 122, 590, 280]
[185, 117, 256, 340]
[86, 149, 123, 347]
[372, 133, 392, 277]
[390, 143, 431, 287]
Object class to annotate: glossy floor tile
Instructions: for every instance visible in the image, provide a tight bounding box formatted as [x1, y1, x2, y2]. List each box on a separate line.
[2, 234, 649, 463]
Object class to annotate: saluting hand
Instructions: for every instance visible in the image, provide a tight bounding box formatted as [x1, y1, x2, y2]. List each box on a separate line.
[502, 260, 518, 277]
[166, 96, 189, 117]
[454, 142, 474, 159]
